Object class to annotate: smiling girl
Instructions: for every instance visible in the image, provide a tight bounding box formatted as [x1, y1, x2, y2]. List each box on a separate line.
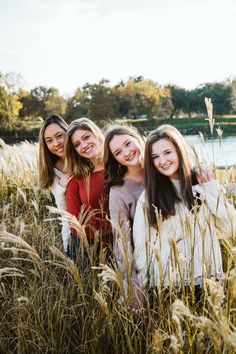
[133, 124, 236, 291]
[39, 115, 72, 253]
[64, 117, 110, 264]
[104, 125, 145, 308]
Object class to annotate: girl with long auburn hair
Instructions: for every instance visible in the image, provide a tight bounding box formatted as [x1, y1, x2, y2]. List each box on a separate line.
[133, 124, 236, 291]
[64, 117, 111, 263]
[38, 114, 72, 253]
[104, 125, 145, 309]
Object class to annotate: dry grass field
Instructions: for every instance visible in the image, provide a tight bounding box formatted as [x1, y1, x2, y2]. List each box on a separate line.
[0, 135, 236, 353]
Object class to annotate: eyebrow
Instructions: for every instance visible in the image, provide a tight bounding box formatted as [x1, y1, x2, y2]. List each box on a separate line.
[45, 131, 63, 140]
[152, 148, 171, 156]
[72, 131, 89, 145]
[112, 138, 129, 155]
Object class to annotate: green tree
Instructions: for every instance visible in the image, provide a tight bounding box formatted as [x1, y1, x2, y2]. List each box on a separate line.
[0, 86, 22, 128]
[195, 81, 231, 115]
[230, 79, 236, 114]
[116, 79, 172, 118]
[85, 79, 119, 121]
[20, 86, 67, 120]
[66, 87, 90, 122]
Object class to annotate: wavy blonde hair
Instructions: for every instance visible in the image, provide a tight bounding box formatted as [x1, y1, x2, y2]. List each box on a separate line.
[64, 117, 104, 178]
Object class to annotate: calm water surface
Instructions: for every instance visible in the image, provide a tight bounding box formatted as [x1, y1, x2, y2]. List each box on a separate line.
[185, 135, 236, 168]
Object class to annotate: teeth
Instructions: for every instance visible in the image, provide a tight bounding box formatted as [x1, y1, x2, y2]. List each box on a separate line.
[84, 146, 92, 153]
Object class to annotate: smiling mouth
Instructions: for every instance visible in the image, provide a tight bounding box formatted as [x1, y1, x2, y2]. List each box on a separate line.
[56, 147, 64, 153]
[83, 146, 93, 154]
[161, 164, 172, 170]
[126, 152, 135, 161]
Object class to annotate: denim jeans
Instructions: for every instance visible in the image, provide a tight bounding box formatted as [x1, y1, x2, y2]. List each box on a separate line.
[68, 233, 100, 272]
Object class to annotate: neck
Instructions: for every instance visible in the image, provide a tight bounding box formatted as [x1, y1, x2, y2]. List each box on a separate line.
[125, 164, 144, 182]
[55, 158, 65, 172]
[92, 157, 103, 171]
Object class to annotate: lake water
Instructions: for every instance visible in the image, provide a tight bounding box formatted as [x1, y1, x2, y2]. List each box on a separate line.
[0, 135, 235, 169]
[184, 135, 236, 168]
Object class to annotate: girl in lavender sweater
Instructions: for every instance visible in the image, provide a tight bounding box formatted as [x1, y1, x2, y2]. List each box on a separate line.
[104, 125, 145, 309]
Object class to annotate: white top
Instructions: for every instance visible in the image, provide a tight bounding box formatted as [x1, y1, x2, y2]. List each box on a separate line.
[133, 180, 236, 288]
[50, 168, 70, 252]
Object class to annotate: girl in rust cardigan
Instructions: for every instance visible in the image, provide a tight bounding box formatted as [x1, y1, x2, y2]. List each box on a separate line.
[64, 117, 111, 264]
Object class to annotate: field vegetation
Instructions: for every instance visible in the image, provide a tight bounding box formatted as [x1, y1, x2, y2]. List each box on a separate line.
[0, 123, 236, 353]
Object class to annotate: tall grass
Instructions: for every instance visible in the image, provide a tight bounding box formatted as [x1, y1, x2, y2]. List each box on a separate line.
[0, 134, 236, 353]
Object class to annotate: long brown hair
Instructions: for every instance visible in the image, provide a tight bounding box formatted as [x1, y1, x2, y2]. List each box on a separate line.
[144, 124, 198, 227]
[104, 125, 144, 193]
[64, 117, 104, 178]
[39, 114, 68, 189]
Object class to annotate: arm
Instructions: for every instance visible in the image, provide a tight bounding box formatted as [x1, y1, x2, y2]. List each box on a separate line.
[133, 194, 149, 288]
[50, 175, 71, 252]
[65, 178, 82, 236]
[109, 188, 139, 285]
[51, 176, 67, 211]
[194, 180, 236, 237]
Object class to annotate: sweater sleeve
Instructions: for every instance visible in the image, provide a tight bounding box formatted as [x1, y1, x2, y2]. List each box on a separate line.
[109, 188, 139, 285]
[50, 176, 67, 210]
[65, 178, 82, 235]
[193, 180, 236, 238]
[133, 192, 149, 288]
[50, 176, 70, 252]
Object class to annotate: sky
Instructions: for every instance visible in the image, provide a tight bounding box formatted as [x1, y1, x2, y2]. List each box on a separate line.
[0, 0, 236, 96]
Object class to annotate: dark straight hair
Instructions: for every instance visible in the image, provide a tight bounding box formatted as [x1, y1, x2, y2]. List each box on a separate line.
[144, 125, 199, 228]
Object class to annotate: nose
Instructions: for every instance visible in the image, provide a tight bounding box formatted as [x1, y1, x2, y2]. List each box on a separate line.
[54, 139, 61, 147]
[123, 148, 129, 157]
[81, 140, 88, 149]
[159, 155, 166, 165]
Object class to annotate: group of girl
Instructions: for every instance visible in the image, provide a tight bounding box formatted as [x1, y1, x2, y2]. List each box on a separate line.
[39, 114, 236, 304]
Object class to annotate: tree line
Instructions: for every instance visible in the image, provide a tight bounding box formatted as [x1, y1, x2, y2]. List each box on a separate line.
[1, 71, 236, 129]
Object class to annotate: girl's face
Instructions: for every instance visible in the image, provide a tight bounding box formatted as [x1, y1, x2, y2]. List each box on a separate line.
[109, 134, 142, 167]
[71, 129, 100, 160]
[151, 138, 179, 179]
[44, 123, 66, 158]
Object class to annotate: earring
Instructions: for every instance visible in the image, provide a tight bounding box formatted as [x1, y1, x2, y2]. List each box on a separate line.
[118, 164, 122, 176]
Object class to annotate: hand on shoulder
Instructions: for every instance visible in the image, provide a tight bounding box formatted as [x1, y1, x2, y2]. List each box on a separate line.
[59, 173, 73, 188]
[194, 163, 214, 184]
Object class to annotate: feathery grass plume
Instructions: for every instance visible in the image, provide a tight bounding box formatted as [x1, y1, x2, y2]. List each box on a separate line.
[199, 131, 205, 144]
[0, 267, 25, 278]
[151, 329, 168, 353]
[169, 335, 181, 354]
[205, 97, 215, 135]
[49, 246, 86, 303]
[47, 205, 92, 250]
[0, 231, 42, 264]
[94, 263, 125, 293]
[216, 127, 223, 145]
[172, 299, 194, 347]
[93, 290, 110, 317]
[107, 216, 136, 294]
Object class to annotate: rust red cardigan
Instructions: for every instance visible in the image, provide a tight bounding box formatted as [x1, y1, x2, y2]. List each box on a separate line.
[65, 169, 110, 241]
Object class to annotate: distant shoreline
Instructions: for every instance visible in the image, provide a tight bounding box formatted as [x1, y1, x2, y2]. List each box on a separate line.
[1, 116, 236, 144]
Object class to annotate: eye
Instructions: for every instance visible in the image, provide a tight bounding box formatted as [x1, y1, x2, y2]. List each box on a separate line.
[165, 150, 171, 155]
[114, 151, 121, 157]
[125, 141, 131, 146]
[45, 139, 52, 144]
[83, 134, 90, 140]
[152, 155, 159, 160]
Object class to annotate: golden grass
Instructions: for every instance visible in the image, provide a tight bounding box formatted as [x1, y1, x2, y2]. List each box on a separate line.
[0, 136, 236, 353]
